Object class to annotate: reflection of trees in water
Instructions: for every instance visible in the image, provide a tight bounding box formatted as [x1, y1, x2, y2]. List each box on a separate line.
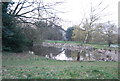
[64, 49, 71, 57]
[69, 51, 78, 60]
[65, 50, 87, 61]
[33, 45, 117, 61]
[33, 45, 61, 57]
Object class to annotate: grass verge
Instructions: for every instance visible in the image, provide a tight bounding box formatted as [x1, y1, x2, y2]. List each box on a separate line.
[2, 52, 118, 79]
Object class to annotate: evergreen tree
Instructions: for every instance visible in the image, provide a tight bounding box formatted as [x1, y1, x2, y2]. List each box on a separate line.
[66, 27, 74, 41]
[2, 2, 30, 52]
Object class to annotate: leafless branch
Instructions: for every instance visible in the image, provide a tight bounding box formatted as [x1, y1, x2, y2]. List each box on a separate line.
[12, 0, 22, 15]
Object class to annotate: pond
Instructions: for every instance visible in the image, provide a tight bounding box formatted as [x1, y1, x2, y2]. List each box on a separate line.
[33, 45, 118, 62]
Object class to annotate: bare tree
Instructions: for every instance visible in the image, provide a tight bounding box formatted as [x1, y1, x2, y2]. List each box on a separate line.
[76, 1, 108, 61]
[81, 1, 108, 44]
[8, 0, 63, 24]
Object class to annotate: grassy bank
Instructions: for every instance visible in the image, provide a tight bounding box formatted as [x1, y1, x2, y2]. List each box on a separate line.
[44, 40, 118, 49]
[45, 40, 81, 44]
[2, 52, 118, 79]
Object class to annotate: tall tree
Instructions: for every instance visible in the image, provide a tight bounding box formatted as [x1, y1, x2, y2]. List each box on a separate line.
[72, 26, 86, 42]
[91, 23, 105, 43]
[75, 1, 108, 61]
[102, 21, 117, 47]
[81, 1, 108, 43]
[2, 2, 30, 52]
[66, 27, 74, 41]
[8, 0, 63, 24]
[2, 0, 63, 52]
[35, 21, 64, 41]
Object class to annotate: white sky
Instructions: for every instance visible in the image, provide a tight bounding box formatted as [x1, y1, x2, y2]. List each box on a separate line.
[12, 0, 119, 30]
[55, 0, 119, 30]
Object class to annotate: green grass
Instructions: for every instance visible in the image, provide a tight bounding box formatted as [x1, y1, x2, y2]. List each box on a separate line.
[2, 52, 118, 79]
[44, 40, 118, 50]
[85, 44, 108, 49]
[45, 40, 81, 44]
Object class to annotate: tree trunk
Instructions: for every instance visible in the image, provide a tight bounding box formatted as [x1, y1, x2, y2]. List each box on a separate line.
[77, 52, 80, 61]
[108, 43, 111, 47]
[108, 39, 112, 47]
[84, 32, 89, 44]
[77, 50, 83, 61]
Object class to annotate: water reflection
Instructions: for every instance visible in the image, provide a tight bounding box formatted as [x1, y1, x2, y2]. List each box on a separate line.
[54, 50, 73, 60]
[33, 45, 62, 57]
[33, 45, 118, 61]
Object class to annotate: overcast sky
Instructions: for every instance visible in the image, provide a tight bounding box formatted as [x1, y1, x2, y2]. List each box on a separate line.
[55, 0, 119, 30]
[12, 0, 119, 30]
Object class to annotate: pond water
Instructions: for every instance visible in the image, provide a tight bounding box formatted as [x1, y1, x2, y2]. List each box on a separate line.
[33, 45, 118, 61]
